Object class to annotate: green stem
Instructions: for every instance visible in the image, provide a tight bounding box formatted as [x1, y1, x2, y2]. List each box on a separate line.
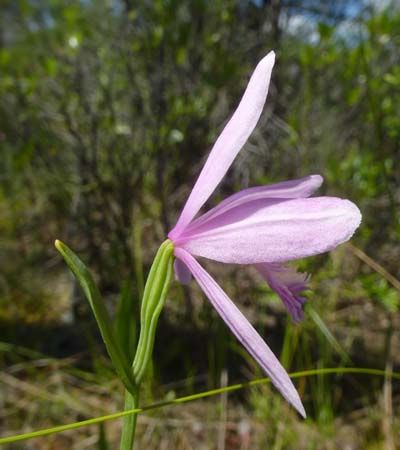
[119, 239, 174, 449]
[119, 388, 140, 450]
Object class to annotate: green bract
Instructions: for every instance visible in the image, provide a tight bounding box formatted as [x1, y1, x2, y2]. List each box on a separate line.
[132, 239, 174, 383]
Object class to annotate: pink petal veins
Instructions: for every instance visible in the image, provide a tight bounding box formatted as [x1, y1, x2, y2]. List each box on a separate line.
[174, 247, 306, 417]
[178, 197, 361, 264]
[169, 52, 275, 240]
[256, 263, 310, 323]
[179, 175, 323, 237]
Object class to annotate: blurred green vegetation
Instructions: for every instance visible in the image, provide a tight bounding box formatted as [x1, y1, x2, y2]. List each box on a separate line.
[0, 0, 399, 449]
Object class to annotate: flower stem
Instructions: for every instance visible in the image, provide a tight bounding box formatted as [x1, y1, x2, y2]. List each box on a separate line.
[119, 240, 174, 449]
[119, 388, 140, 450]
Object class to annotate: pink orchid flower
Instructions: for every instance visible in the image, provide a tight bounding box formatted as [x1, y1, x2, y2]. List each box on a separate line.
[168, 51, 361, 417]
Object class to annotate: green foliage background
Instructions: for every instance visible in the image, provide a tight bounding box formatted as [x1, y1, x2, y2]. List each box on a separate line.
[0, 0, 399, 448]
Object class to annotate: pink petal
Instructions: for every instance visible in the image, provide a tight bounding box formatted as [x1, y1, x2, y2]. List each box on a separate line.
[177, 197, 361, 264]
[169, 52, 275, 240]
[174, 258, 192, 285]
[256, 263, 310, 323]
[174, 247, 306, 417]
[181, 175, 323, 235]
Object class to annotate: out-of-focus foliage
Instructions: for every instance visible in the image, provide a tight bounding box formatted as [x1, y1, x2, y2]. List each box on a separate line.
[0, 0, 237, 296]
[0, 1, 399, 448]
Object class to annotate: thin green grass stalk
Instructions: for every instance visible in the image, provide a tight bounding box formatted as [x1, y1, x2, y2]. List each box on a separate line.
[1, 367, 399, 445]
[307, 305, 352, 364]
[280, 317, 300, 369]
[98, 423, 109, 450]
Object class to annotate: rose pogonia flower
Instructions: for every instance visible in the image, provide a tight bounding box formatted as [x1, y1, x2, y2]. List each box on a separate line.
[168, 51, 361, 417]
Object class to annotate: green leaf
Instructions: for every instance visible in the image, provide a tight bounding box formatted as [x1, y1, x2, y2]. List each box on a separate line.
[54, 240, 137, 396]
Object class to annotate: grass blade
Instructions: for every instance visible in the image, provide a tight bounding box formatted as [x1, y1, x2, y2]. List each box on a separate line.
[1, 367, 399, 445]
[307, 305, 352, 364]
